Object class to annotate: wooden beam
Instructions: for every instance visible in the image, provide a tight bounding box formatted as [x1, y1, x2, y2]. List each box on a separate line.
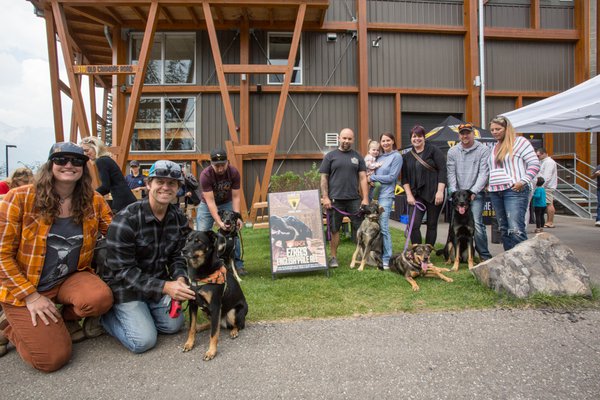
[395, 92, 401, 148]
[222, 64, 288, 74]
[257, 3, 306, 204]
[131, 6, 146, 21]
[202, 2, 240, 144]
[161, 6, 174, 24]
[66, 6, 119, 27]
[117, 0, 160, 170]
[44, 7, 64, 142]
[187, 6, 200, 25]
[574, 0, 590, 177]
[530, 0, 540, 30]
[369, 22, 466, 35]
[240, 19, 250, 146]
[105, 6, 124, 25]
[357, 0, 369, 154]
[112, 27, 128, 147]
[464, 0, 480, 125]
[52, 0, 91, 139]
[485, 27, 578, 42]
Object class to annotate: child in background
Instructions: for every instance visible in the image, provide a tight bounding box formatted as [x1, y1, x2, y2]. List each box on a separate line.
[532, 177, 547, 233]
[364, 139, 382, 178]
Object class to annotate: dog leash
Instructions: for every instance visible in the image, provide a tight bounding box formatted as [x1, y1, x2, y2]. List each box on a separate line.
[325, 205, 364, 241]
[403, 200, 427, 253]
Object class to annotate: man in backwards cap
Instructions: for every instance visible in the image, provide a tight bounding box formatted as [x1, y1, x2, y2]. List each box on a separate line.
[196, 148, 247, 275]
[101, 160, 195, 353]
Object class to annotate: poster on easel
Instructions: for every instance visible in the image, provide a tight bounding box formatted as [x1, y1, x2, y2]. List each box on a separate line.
[268, 189, 328, 277]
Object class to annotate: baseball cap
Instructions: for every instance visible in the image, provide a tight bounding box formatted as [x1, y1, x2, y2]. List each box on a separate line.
[458, 123, 474, 133]
[210, 148, 228, 164]
[130, 160, 140, 167]
[48, 142, 89, 162]
[147, 160, 184, 182]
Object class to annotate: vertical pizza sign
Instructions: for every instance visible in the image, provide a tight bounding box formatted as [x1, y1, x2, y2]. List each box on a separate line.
[268, 189, 328, 276]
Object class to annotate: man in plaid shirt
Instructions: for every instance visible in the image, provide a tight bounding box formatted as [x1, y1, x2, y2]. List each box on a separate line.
[101, 160, 195, 353]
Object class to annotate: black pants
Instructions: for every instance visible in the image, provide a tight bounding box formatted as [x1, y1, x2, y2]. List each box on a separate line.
[534, 206, 546, 228]
[408, 197, 443, 246]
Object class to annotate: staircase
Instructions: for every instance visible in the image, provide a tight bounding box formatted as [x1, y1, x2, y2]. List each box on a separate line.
[554, 155, 597, 220]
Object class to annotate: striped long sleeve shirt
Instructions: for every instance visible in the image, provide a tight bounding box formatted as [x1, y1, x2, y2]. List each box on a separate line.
[487, 136, 540, 192]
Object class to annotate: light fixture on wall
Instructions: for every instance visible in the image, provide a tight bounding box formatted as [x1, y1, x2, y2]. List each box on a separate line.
[256, 84, 262, 94]
[326, 33, 337, 42]
[371, 36, 382, 48]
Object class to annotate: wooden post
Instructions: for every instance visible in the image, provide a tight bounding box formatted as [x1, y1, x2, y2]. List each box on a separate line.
[357, 0, 369, 154]
[44, 7, 64, 142]
[464, 0, 480, 125]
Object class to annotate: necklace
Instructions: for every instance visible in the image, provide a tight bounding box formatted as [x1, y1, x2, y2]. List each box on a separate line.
[59, 195, 72, 204]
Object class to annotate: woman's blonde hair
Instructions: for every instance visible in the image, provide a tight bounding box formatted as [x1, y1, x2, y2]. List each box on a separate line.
[490, 115, 516, 164]
[33, 160, 95, 225]
[9, 167, 33, 189]
[80, 136, 111, 158]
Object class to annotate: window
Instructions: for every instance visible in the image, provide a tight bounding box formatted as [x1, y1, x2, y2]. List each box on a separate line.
[130, 33, 195, 85]
[132, 97, 196, 152]
[267, 33, 302, 85]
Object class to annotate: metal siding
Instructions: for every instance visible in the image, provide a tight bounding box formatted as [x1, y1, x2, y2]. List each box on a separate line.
[325, 0, 357, 22]
[485, 97, 515, 127]
[199, 31, 240, 86]
[485, 41, 574, 92]
[369, 32, 464, 88]
[369, 95, 395, 140]
[401, 96, 465, 113]
[250, 94, 358, 153]
[552, 133, 576, 155]
[303, 32, 357, 87]
[485, 3, 530, 28]
[540, 5, 575, 29]
[200, 94, 239, 152]
[367, 0, 463, 25]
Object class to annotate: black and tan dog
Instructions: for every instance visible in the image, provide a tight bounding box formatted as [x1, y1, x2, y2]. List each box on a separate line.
[389, 244, 453, 291]
[349, 203, 383, 271]
[182, 230, 248, 361]
[217, 209, 244, 280]
[437, 190, 475, 271]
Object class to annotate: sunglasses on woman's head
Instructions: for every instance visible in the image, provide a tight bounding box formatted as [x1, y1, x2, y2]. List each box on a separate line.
[153, 168, 182, 179]
[51, 156, 87, 167]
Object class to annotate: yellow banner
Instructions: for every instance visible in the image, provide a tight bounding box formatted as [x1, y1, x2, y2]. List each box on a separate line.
[73, 65, 137, 75]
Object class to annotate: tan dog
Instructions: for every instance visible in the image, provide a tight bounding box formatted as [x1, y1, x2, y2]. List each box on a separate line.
[349, 203, 383, 271]
[389, 244, 453, 291]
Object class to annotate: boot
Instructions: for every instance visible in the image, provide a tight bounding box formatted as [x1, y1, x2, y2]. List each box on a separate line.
[65, 320, 86, 343]
[0, 311, 8, 357]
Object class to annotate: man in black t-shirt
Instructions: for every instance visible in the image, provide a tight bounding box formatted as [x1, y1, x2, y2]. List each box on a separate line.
[319, 128, 369, 267]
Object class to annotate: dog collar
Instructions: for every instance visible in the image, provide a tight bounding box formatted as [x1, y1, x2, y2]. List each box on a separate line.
[192, 265, 227, 287]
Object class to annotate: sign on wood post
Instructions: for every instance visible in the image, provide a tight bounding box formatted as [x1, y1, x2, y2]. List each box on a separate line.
[268, 189, 328, 277]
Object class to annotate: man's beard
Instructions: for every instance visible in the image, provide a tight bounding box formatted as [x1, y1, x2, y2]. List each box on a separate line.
[340, 142, 351, 151]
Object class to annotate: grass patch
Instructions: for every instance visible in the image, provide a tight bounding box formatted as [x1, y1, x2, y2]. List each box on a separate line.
[228, 228, 599, 322]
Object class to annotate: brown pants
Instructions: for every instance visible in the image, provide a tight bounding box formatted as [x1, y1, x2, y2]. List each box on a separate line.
[1, 271, 113, 373]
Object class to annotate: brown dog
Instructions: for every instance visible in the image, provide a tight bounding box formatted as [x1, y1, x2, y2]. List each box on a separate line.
[389, 244, 453, 291]
[349, 203, 383, 271]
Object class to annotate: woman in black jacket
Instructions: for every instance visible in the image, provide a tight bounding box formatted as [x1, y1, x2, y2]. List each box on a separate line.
[79, 137, 136, 213]
[401, 125, 447, 246]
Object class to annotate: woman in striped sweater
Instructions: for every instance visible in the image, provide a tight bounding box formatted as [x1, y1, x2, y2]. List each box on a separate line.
[487, 115, 540, 251]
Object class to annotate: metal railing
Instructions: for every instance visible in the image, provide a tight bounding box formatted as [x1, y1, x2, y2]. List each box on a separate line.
[553, 153, 597, 218]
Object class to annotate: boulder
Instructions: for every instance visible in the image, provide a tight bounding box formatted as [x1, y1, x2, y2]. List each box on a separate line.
[471, 232, 592, 298]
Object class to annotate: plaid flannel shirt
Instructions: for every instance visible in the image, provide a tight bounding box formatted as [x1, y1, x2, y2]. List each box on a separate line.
[0, 185, 112, 306]
[102, 198, 190, 304]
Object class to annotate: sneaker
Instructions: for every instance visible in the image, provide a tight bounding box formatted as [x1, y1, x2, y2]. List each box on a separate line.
[328, 257, 339, 268]
[236, 268, 249, 277]
[65, 320, 86, 343]
[382, 264, 390, 270]
[82, 316, 105, 339]
[0, 311, 8, 357]
[595, 221, 600, 227]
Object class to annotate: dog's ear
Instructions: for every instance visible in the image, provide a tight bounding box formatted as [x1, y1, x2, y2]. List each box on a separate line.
[466, 189, 474, 198]
[411, 244, 419, 251]
[218, 209, 225, 218]
[234, 211, 242, 221]
[426, 244, 434, 252]
[205, 230, 218, 244]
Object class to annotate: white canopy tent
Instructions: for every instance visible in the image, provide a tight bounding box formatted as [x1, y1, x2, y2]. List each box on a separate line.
[502, 75, 600, 133]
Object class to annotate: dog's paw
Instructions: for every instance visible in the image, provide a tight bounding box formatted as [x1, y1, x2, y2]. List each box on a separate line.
[182, 342, 195, 352]
[450, 266, 459, 272]
[230, 328, 239, 339]
[446, 277, 454, 283]
[349, 264, 355, 269]
[357, 266, 364, 271]
[412, 286, 420, 292]
[203, 350, 217, 361]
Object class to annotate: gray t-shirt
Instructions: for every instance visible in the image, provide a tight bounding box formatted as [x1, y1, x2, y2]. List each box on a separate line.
[319, 149, 366, 200]
[37, 217, 83, 292]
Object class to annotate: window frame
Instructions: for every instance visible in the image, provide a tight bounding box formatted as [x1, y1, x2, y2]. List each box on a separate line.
[267, 32, 303, 86]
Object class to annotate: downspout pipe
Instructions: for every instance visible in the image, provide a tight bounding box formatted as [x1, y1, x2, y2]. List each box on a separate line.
[479, 0, 486, 123]
[104, 25, 113, 50]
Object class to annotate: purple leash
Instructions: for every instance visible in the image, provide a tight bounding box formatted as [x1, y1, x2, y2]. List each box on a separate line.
[325, 205, 363, 241]
[403, 200, 426, 252]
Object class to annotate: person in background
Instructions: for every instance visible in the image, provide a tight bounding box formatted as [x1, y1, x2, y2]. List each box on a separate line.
[0, 167, 34, 195]
[196, 149, 247, 276]
[319, 128, 369, 268]
[592, 164, 600, 227]
[101, 160, 195, 353]
[0, 142, 113, 371]
[487, 115, 540, 251]
[125, 160, 146, 197]
[532, 177, 547, 233]
[446, 122, 492, 261]
[401, 125, 447, 246]
[536, 148, 558, 228]
[368, 132, 402, 269]
[79, 136, 136, 213]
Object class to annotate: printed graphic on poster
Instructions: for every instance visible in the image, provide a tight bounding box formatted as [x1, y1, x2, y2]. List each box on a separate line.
[268, 189, 327, 275]
[482, 193, 496, 225]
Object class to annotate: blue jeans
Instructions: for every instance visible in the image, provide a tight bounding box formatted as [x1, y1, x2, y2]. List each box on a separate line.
[101, 295, 184, 354]
[378, 197, 393, 266]
[196, 201, 243, 269]
[471, 192, 492, 260]
[489, 186, 530, 251]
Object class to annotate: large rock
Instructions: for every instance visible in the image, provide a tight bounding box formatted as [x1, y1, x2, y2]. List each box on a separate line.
[471, 232, 592, 298]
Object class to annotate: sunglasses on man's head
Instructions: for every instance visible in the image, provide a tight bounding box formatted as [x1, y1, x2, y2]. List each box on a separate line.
[458, 123, 473, 132]
[153, 168, 182, 179]
[51, 156, 87, 167]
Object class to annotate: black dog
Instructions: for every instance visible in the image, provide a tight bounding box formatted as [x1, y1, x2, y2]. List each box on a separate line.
[182, 230, 248, 361]
[349, 202, 383, 271]
[389, 244, 453, 291]
[269, 215, 313, 249]
[217, 209, 245, 279]
[437, 190, 475, 271]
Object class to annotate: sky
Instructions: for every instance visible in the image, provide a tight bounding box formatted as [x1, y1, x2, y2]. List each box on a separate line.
[0, 1, 96, 175]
